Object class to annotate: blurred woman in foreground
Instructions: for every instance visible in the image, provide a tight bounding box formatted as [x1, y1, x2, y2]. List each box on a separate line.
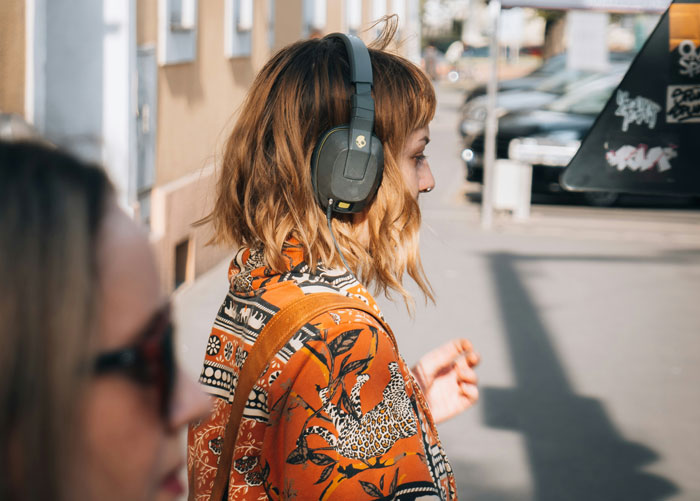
[0, 141, 209, 501]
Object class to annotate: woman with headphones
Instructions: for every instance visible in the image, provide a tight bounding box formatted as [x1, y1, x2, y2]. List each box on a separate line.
[188, 20, 479, 500]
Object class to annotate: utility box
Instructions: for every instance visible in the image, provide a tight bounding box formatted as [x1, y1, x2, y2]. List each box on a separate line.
[492, 159, 532, 220]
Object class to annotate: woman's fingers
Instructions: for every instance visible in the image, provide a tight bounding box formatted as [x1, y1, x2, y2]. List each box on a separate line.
[455, 356, 478, 385]
[453, 338, 473, 354]
[459, 381, 479, 404]
[466, 349, 480, 367]
[452, 338, 480, 368]
[423, 339, 479, 369]
[420, 340, 482, 423]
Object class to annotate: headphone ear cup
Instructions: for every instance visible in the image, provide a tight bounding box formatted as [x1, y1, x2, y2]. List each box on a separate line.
[371, 132, 384, 188]
[310, 126, 345, 211]
[311, 126, 384, 213]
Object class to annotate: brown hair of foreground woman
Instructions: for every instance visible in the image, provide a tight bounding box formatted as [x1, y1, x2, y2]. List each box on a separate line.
[208, 20, 435, 305]
[0, 140, 209, 501]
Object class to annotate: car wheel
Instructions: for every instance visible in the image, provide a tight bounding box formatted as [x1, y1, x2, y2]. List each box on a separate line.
[583, 191, 619, 207]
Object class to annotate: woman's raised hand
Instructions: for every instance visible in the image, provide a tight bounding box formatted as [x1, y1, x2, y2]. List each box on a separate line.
[411, 339, 480, 424]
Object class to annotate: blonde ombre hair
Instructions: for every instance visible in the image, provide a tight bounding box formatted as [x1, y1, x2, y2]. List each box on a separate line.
[210, 20, 436, 304]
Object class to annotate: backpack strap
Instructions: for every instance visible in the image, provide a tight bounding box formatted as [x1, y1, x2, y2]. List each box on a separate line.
[208, 292, 395, 501]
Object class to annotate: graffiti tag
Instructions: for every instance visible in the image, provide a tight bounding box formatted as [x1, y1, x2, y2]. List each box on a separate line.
[605, 144, 677, 172]
[614, 90, 662, 132]
[677, 40, 700, 78]
[666, 85, 700, 123]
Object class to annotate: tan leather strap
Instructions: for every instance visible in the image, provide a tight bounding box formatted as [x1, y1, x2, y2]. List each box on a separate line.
[209, 292, 395, 501]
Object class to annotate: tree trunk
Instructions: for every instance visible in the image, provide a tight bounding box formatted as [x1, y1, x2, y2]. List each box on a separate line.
[542, 11, 567, 60]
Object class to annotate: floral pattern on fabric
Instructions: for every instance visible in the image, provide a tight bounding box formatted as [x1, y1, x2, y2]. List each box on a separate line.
[187, 242, 457, 500]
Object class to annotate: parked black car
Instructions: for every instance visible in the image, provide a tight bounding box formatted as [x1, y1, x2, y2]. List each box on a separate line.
[461, 53, 568, 105]
[459, 67, 599, 139]
[461, 72, 624, 206]
[462, 51, 636, 106]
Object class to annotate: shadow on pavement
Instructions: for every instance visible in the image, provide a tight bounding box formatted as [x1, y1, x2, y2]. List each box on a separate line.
[480, 251, 678, 501]
[450, 456, 532, 501]
[464, 190, 699, 209]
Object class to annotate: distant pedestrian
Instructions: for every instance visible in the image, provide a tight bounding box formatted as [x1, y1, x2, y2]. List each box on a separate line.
[424, 44, 439, 80]
[0, 141, 209, 501]
[188, 18, 479, 500]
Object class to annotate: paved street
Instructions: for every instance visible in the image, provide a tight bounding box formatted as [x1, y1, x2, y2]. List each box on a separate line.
[174, 83, 700, 500]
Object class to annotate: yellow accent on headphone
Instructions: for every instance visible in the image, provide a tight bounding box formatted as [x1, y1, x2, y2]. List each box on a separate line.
[337, 201, 351, 209]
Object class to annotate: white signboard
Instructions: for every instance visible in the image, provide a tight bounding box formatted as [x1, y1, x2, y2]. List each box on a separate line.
[501, 0, 670, 12]
[568, 11, 609, 71]
[666, 85, 700, 123]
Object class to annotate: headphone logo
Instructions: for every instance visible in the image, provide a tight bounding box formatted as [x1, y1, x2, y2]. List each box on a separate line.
[355, 135, 367, 148]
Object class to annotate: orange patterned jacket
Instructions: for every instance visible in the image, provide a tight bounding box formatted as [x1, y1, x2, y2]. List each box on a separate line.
[187, 243, 457, 500]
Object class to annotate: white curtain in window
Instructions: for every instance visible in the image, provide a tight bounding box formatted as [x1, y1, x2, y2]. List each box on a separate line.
[311, 0, 327, 30]
[391, 0, 405, 25]
[347, 0, 362, 30]
[372, 0, 387, 21]
[180, 0, 196, 29]
[238, 0, 253, 31]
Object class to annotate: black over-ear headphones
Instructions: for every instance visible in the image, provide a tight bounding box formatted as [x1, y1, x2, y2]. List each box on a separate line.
[310, 33, 384, 214]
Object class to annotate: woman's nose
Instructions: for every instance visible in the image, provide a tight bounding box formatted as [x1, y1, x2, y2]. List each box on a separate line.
[420, 164, 436, 194]
[168, 369, 212, 432]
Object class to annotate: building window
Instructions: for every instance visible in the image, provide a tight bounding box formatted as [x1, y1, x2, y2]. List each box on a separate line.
[371, 0, 388, 37]
[170, 0, 196, 30]
[346, 0, 362, 35]
[225, 0, 253, 58]
[303, 0, 327, 37]
[158, 0, 198, 65]
[136, 45, 158, 226]
[174, 238, 191, 289]
[268, 0, 276, 50]
[391, 0, 406, 29]
[372, 0, 387, 21]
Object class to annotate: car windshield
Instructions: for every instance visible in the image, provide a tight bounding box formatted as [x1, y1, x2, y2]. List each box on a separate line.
[547, 73, 625, 115]
[548, 84, 617, 115]
[535, 53, 567, 75]
[533, 68, 593, 94]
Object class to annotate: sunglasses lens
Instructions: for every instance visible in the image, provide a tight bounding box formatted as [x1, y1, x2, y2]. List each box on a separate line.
[94, 305, 177, 421]
[159, 324, 176, 418]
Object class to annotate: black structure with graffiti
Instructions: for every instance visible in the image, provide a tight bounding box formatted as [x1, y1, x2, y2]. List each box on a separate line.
[562, 0, 700, 197]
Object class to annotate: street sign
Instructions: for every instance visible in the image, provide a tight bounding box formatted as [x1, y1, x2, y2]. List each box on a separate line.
[562, 0, 700, 197]
[500, 0, 670, 12]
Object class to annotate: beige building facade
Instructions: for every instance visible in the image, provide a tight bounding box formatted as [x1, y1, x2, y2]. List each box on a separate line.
[0, 2, 25, 115]
[0, 0, 419, 292]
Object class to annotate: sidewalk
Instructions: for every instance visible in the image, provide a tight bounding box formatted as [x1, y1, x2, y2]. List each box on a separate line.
[173, 82, 700, 500]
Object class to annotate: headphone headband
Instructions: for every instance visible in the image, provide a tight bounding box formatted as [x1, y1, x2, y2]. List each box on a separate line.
[326, 33, 373, 85]
[310, 33, 384, 214]
[323, 33, 376, 182]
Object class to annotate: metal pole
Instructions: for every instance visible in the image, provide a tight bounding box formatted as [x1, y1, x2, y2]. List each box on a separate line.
[406, 0, 421, 64]
[481, 0, 501, 229]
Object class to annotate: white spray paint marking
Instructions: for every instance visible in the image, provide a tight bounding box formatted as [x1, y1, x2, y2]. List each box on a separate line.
[605, 144, 677, 173]
[614, 90, 662, 132]
[678, 40, 700, 78]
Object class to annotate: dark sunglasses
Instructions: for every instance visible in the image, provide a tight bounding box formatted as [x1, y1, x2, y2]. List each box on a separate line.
[93, 303, 176, 419]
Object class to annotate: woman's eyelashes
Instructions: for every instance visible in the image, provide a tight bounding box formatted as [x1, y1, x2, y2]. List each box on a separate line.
[413, 153, 427, 167]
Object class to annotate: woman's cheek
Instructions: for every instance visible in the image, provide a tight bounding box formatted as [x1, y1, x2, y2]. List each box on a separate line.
[76, 379, 163, 501]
